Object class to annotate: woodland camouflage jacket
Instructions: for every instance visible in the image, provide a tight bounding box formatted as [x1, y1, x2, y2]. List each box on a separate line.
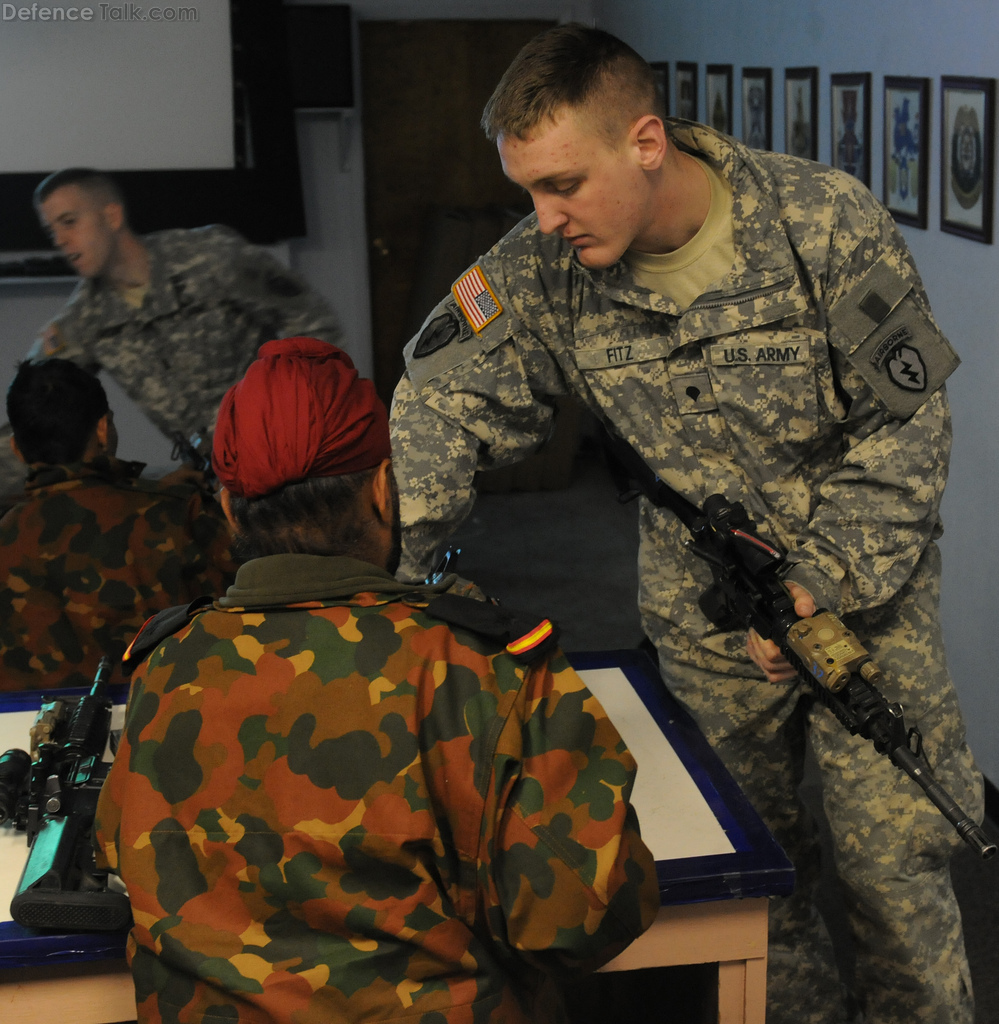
[0, 457, 235, 689]
[94, 554, 659, 1024]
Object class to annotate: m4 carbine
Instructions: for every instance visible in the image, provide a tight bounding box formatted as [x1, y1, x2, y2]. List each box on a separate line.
[0, 657, 132, 930]
[604, 431, 996, 861]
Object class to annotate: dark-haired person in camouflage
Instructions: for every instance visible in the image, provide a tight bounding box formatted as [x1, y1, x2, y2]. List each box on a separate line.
[0, 358, 235, 689]
[94, 337, 658, 1024]
[388, 24, 984, 1024]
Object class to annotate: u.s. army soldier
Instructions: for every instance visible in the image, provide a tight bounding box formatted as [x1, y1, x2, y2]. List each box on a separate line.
[389, 24, 983, 1024]
[0, 168, 341, 494]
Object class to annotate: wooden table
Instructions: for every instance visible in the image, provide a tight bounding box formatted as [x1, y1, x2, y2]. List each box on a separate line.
[0, 651, 793, 1024]
[574, 651, 792, 1024]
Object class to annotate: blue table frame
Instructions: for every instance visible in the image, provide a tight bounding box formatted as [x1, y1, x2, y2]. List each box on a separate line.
[569, 650, 794, 905]
[568, 652, 793, 1023]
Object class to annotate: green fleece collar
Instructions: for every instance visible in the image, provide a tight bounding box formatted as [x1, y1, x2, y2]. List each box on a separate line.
[218, 554, 452, 608]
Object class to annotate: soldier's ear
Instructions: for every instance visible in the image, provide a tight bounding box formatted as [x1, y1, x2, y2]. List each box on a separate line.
[219, 487, 241, 534]
[103, 202, 126, 233]
[631, 114, 668, 171]
[370, 459, 394, 525]
[94, 413, 109, 451]
[10, 435, 26, 465]
[79, 413, 111, 462]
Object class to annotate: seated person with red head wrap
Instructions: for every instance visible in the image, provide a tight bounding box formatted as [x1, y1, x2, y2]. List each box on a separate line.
[0, 357, 235, 689]
[94, 336, 658, 1024]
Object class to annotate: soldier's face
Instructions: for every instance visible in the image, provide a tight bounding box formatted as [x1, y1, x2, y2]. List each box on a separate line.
[38, 185, 121, 279]
[498, 107, 658, 269]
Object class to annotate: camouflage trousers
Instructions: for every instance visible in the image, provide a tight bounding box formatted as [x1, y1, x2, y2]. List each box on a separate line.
[650, 543, 982, 1024]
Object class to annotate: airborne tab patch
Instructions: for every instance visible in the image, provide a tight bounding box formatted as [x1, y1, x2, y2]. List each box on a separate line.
[830, 259, 960, 418]
[452, 265, 502, 332]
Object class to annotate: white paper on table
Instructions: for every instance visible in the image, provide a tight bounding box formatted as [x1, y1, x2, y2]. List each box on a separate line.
[577, 667, 735, 862]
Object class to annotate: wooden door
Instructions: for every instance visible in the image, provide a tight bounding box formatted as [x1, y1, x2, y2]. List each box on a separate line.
[360, 19, 552, 404]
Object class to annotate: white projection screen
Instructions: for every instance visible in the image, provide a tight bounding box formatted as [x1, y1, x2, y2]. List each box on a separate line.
[0, 2, 233, 173]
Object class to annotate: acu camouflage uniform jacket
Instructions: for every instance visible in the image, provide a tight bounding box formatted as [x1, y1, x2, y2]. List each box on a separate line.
[0, 457, 235, 689]
[43, 225, 342, 439]
[0, 226, 343, 497]
[42, 225, 342, 439]
[94, 555, 658, 1024]
[391, 120, 960, 669]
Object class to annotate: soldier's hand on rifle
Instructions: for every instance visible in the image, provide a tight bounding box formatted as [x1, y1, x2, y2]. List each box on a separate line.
[747, 582, 816, 682]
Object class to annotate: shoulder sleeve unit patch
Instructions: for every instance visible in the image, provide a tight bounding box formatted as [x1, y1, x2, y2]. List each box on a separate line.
[404, 264, 513, 391]
[827, 255, 960, 419]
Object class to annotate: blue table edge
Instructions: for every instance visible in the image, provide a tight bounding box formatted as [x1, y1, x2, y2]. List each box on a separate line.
[567, 649, 794, 906]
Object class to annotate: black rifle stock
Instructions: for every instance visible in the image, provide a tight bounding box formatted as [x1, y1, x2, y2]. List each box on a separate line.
[5, 657, 132, 931]
[604, 431, 996, 861]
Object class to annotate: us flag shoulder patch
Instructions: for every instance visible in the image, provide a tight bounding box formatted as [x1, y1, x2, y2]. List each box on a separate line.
[452, 265, 502, 332]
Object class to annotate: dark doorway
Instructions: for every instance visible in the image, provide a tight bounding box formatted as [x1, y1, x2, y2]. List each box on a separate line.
[359, 19, 552, 404]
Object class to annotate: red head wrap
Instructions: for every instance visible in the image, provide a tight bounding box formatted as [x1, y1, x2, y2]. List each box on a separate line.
[212, 337, 390, 499]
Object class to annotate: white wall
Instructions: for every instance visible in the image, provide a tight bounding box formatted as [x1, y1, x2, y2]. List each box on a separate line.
[0, 3, 233, 173]
[600, 0, 999, 783]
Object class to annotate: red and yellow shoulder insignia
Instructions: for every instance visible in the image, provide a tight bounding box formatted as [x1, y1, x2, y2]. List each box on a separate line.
[424, 594, 560, 663]
[121, 595, 214, 676]
[506, 618, 555, 657]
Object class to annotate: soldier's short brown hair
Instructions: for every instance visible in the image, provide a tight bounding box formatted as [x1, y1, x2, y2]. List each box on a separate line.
[481, 24, 661, 144]
[33, 168, 126, 213]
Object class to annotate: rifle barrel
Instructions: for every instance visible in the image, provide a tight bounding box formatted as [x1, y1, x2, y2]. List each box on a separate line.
[891, 745, 996, 860]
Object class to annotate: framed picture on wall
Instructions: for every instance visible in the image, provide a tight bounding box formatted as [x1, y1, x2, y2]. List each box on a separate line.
[650, 61, 669, 117]
[785, 66, 818, 160]
[884, 76, 929, 229]
[742, 67, 772, 149]
[676, 62, 698, 120]
[705, 64, 733, 134]
[830, 72, 871, 185]
[941, 76, 995, 243]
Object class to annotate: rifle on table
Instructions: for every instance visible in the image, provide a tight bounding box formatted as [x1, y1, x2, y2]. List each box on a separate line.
[0, 657, 132, 930]
[603, 431, 997, 861]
